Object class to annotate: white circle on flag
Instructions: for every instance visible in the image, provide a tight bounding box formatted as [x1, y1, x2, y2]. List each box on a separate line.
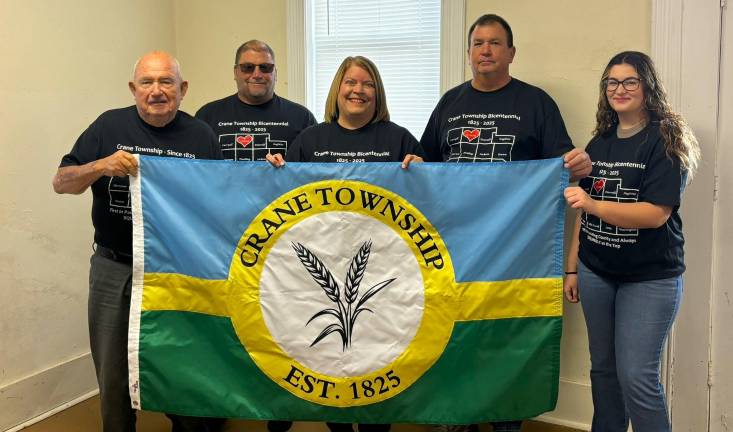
[260, 211, 424, 377]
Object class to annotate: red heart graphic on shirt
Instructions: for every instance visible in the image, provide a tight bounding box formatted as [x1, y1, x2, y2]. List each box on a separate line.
[593, 179, 606, 193]
[462, 129, 480, 141]
[236, 135, 254, 148]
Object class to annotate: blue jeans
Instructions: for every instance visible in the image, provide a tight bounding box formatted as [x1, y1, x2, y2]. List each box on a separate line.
[578, 262, 682, 432]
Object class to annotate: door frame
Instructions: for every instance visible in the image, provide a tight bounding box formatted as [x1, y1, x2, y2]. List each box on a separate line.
[652, 1, 723, 431]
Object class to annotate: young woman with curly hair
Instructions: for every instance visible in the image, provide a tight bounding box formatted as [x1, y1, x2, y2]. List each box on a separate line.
[564, 51, 700, 432]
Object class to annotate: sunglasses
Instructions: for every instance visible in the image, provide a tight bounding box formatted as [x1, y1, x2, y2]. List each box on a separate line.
[237, 63, 275, 74]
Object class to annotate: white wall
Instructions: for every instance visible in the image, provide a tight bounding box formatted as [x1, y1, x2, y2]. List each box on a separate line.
[0, 0, 175, 429]
[0, 1, 292, 429]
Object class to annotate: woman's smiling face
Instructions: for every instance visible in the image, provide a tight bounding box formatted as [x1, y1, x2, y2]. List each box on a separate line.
[337, 65, 377, 125]
[606, 63, 645, 117]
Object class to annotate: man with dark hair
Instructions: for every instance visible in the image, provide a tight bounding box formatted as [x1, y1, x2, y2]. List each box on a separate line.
[196, 40, 316, 161]
[196, 39, 316, 432]
[467, 13, 514, 48]
[421, 13, 591, 432]
[53, 51, 223, 432]
[421, 13, 589, 179]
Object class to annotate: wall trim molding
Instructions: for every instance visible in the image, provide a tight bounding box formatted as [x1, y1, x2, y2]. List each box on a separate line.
[286, 0, 308, 105]
[440, 0, 466, 94]
[651, 0, 684, 409]
[651, 0, 683, 108]
[0, 352, 97, 431]
[536, 379, 592, 431]
[651, 1, 722, 431]
[5, 390, 98, 432]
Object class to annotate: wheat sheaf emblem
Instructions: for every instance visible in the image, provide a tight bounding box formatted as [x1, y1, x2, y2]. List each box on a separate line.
[291, 240, 396, 350]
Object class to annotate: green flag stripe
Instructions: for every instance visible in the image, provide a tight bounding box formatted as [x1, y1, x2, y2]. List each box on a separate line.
[138, 311, 560, 423]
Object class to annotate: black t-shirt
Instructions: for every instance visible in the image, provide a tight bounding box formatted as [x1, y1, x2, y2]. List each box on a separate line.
[59, 106, 222, 255]
[420, 79, 573, 163]
[195, 94, 316, 161]
[578, 122, 686, 281]
[285, 121, 425, 162]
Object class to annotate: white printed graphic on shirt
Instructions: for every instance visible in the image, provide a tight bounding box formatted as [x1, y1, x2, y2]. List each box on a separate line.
[219, 133, 287, 161]
[107, 144, 197, 215]
[445, 127, 515, 162]
[109, 177, 131, 209]
[581, 176, 640, 249]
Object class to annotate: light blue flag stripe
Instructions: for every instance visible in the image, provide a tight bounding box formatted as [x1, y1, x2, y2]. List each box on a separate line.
[139, 157, 568, 282]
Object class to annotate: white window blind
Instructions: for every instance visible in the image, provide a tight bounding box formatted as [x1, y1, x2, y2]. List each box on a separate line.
[307, 0, 441, 139]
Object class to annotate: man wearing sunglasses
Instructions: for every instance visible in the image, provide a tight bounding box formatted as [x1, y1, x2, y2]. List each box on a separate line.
[196, 40, 316, 161]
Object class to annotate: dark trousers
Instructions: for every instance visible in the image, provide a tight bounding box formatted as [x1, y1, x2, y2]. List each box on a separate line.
[89, 251, 222, 432]
[490, 421, 522, 431]
[88, 252, 137, 432]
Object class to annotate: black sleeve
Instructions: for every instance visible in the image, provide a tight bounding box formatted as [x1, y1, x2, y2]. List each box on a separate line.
[206, 128, 223, 160]
[578, 136, 598, 192]
[285, 132, 306, 162]
[195, 103, 219, 134]
[59, 116, 104, 167]
[638, 135, 682, 207]
[539, 94, 574, 158]
[402, 129, 425, 159]
[194, 103, 210, 122]
[305, 110, 318, 129]
[419, 105, 444, 162]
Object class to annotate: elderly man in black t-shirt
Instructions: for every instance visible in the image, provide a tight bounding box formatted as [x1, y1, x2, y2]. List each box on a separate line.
[420, 14, 592, 432]
[53, 51, 222, 432]
[196, 40, 317, 162]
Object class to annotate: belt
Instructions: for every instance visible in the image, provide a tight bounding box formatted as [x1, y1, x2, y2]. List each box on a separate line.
[96, 245, 133, 265]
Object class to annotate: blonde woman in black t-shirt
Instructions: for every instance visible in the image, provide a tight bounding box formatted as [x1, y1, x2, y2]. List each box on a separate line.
[563, 51, 700, 432]
[266, 56, 422, 432]
[266, 56, 424, 166]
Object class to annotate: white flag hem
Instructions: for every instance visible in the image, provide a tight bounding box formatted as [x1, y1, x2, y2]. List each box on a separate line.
[128, 154, 144, 410]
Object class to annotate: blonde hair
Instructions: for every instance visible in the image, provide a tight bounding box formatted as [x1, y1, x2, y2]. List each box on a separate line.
[323, 56, 390, 124]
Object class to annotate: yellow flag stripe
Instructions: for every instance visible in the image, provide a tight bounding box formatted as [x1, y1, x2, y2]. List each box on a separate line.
[455, 277, 562, 321]
[141, 273, 561, 321]
[142, 273, 231, 317]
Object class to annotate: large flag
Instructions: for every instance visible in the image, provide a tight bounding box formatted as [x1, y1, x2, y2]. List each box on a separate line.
[129, 156, 568, 423]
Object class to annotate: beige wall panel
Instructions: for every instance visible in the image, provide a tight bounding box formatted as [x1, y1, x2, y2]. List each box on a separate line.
[174, 0, 288, 115]
[0, 0, 175, 426]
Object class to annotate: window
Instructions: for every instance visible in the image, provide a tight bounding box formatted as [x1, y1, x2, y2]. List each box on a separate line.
[287, 0, 465, 140]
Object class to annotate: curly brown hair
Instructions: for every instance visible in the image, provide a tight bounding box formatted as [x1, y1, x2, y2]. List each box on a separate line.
[594, 51, 700, 178]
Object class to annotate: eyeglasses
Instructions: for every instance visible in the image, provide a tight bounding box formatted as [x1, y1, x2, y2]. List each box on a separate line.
[604, 77, 641, 92]
[237, 63, 275, 74]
